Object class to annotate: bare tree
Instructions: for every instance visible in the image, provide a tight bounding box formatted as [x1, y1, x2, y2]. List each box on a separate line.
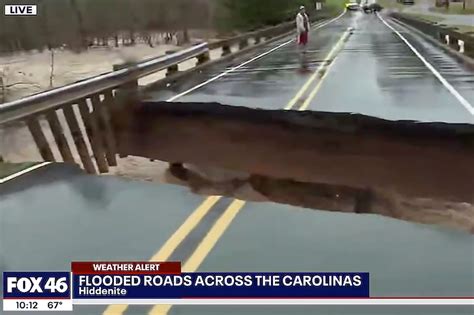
[69, 0, 88, 49]
[49, 49, 55, 88]
[0, 0, 308, 53]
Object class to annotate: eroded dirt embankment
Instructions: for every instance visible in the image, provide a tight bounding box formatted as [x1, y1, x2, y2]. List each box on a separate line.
[111, 101, 474, 233]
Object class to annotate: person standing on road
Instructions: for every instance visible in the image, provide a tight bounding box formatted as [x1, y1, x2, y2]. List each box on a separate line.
[296, 5, 310, 53]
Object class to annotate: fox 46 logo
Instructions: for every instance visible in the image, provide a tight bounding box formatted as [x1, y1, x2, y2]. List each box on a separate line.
[3, 272, 70, 299]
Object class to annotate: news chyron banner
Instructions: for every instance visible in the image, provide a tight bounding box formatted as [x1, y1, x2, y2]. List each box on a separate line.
[3, 262, 369, 311]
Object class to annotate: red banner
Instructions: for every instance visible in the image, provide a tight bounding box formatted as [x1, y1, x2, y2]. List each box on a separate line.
[71, 261, 181, 274]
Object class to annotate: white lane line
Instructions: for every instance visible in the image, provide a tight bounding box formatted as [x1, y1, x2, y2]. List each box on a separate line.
[167, 10, 347, 102]
[0, 162, 51, 184]
[377, 13, 474, 116]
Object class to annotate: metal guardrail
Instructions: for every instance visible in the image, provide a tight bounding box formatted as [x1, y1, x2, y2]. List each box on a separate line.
[390, 13, 474, 59]
[207, 21, 295, 51]
[0, 9, 331, 175]
[207, 10, 330, 52]
[0, 43, 208, 124]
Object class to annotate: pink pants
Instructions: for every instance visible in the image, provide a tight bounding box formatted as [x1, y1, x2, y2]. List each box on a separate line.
[298, 32, 308, 45]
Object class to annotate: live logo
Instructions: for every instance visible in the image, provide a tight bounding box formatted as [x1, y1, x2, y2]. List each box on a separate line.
[4, 5, 37, 16]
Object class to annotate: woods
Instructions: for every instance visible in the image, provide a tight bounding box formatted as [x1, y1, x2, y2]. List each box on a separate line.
[0, 0, 338, 53]
[0, 0, 213, 53]
[216, 0, 315, 30]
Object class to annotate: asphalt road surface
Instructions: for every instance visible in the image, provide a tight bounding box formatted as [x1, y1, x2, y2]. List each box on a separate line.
[1, 10, 473, 315]
[146, 11, 473, 122]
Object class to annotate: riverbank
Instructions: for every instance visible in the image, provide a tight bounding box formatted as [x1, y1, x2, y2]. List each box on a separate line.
[0, 41, 185, 102]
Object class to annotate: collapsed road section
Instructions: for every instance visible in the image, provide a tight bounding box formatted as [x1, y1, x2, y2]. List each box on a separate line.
[111, 101, 474, 233]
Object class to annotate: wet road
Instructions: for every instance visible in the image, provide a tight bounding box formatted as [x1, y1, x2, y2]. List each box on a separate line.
[0, 164, 235, 315]
[310, 14, 474, 122]
[146, 11, 356, 109]
[146, 12, 473, 122]
[2, 10, 474, 315]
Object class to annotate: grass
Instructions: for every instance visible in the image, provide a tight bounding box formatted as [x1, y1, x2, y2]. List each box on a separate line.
[450, 24, 474, 33]
[405, 13, 445, 23]
[0, 161, 39, 179]
[376, 0, 406, 10]
[429, 3, 474, 15]
[398, 12, 474, 34]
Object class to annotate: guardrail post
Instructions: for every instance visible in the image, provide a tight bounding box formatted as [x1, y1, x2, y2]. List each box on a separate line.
[239, 39, 249, 50]
[464, 41, 474, 58]
[459, 40, 465, 53]
[438, 31, 444, 43]
[265, 30, 276, 40]
[91, 93, 118, 167]
[45, 110, 75, 164]
[78, 98, 109, 173]
[63, 104, 97, 174]
[458, 39, 465, 54]
[196, 51, 210, 66]
[222, 44, 231, 57]
[113, 63, 138, 97]
[112, 62, 139, 159]
[27, 118, 55, 162]
[445, 34, 460, 50]
[439, 29, 452, 45]
[165, 50, 179, 76]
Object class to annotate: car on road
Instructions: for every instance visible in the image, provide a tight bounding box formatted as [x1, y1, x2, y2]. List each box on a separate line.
[402, 0, 415, 4]
[345, 1, 360, 11]
[363, 3, 383, 13]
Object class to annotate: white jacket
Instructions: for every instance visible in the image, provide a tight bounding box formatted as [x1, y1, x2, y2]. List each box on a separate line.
[296, 12, 310, 34]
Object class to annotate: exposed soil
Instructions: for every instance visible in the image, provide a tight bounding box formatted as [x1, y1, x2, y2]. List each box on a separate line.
[114, 101, 474, 203]
[166, 163, 474, 234]
[110, 100, 474, 234]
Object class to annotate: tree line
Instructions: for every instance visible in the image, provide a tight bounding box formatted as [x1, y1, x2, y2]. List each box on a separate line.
[0, 0, 213, 53]
[0, 0, 325, 53]
[218, 0, 322, 31]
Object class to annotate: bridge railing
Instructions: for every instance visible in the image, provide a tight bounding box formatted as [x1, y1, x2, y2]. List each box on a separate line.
[0, 11, 331, 175]
[390, 13, 474, 60]
[0, 43, 210, 174]
[0, 43, 209, 125]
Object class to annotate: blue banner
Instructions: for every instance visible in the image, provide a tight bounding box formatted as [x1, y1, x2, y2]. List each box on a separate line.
[73, 272, 369, 298]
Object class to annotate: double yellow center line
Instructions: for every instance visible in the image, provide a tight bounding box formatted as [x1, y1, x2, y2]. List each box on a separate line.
[104, 27, 351, 315]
